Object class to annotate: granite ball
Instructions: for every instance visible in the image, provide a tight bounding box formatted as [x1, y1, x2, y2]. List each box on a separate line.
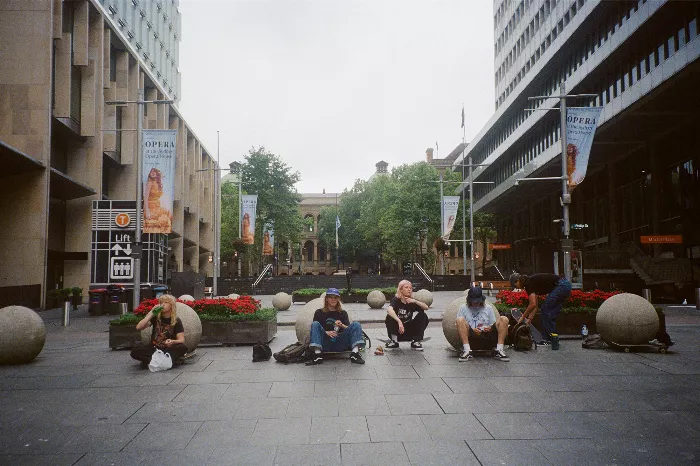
[295, 297, 324, 343]
[141, 302, 202, 352]
[367, 290, 386, 309]
[272, 292, 292, 311]
[596, 293, 659, 345]
[441, 298, 500, 350]
[178, 294, 195, 302]
[414, 289, 433, 307]
[0, 306, 46, 365]
[227, 293, 240, 300]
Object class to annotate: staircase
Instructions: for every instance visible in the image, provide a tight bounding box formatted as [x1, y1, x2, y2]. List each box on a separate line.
[628, 244, 697, 287]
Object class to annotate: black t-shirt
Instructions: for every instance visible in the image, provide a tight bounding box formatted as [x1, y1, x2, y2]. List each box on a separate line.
[524, 274, 561, 295]
[313, 309, 350, 332]
[389, 296, 423, 324]
[149, 316, 184, 346]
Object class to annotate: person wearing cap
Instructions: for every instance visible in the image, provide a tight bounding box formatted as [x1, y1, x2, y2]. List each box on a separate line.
[455, 286, 510, 361]
[510, 273, 572, 346]
[306, 288, 365, 365]
[384, 280, 429, 350]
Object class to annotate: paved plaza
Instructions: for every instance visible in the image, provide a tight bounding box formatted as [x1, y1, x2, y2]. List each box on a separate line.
[2, 292, 700, 465]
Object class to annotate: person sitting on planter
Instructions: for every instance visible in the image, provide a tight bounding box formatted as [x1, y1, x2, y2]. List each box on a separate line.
[306, 288, 365, 365]
[511, 272, 572, 346]
[384, 279, 429, 350]
[455, 286, 510, 362]
[131, 294, 188, 366]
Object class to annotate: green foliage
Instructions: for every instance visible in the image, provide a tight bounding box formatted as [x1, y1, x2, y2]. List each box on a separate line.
[494, 303, 599, 316]
[48, 288, 72, 301]
[473, 212, 497, 271]
[292, 287, 396, 297]
[71, 287, 83, 295]
[108, 314, 142, 326]
[109, 308, 276, 326]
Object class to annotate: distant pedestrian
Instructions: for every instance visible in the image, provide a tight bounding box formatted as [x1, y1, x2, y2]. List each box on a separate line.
[384, 280, 429, 350]
[510, 273, 572, 345]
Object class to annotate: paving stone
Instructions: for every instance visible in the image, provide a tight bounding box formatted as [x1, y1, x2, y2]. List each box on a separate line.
[185, 419, 257, 450]
[340, 442, 410, 466]
[74, 451, 149, 466]
[249, 418, 311, 445]
[373, 365, 419, 379]
[141, 447, 215, 466]
[123, 421, 202, 451]
[309, 416, 370, 444]
[337, 394, 391, 416]
[61, 423, 147, 452]
[531, 438, 614, 466]
[385, 394, 443, 415]
[369, 378, 453, 395]
[433, 393, 497, 414]
[231, 398, 290, 419]
[366, 414, 430, 442]
[274, 444, 341, 465]
[286, 396, 338, 417]
[442, 377, 500, 394]
[402, 440, 481, 465]
[314, 379, 365, 397]
[268, 380, 316, 398]
[221, 382, 273, 399]
[0, 425, 73, 454]
[481, 392, 542, 413]
[172, 383, 230, 402]
[474, 413, 552, 439]
[467, 439, 552, 465]
[214, 368, 297, 383]
[420, 413, 494, 441]
[206, 445, 276, 466]
[294, 365, 338, 381]
[0, 453, 84, 466]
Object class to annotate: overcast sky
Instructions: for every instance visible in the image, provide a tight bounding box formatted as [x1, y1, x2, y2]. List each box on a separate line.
[177, 0, 495, 194]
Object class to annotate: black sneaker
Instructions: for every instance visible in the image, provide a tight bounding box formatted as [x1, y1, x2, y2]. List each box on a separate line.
[458, 350, 473, 362]
[537, 340, 551, 347]
[305, 354, 323, 365]
[493, 349, 510, 362]
[349, 352, 365, 364]
[385, 340, 399, 349]
[410, 340, 423, 351]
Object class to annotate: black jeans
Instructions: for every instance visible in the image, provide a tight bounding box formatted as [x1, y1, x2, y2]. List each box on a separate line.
[385, 312, 429, 341]
[130, 343, 188, 363]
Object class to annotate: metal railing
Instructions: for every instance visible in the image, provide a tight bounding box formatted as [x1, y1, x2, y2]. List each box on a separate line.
[252, 264, 273, 294]
[413, 263, 434, 291]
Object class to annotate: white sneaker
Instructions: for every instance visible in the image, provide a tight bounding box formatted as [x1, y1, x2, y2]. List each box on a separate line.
[410, 340, 423, 351]
[493, 349, 509, 362]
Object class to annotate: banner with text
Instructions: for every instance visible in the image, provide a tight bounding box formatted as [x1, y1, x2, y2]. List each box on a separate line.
[241, 195, 258, 245]
[566, 107, 603, 193]
[441, 196, 461, 240]
[262, 223, 275, 255]
[142, 129, 177, 234]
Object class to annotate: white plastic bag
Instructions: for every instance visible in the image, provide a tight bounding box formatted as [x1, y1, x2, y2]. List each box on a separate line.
[148, 349, 172, 372]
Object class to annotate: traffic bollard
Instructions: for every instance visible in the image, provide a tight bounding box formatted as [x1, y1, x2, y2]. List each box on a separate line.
[63, 301, 71, 327]
[642, 288, 651, 302]
[119, 303, 129, 315]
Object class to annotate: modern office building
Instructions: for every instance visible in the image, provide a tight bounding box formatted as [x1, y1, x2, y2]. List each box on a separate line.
[0, 1, 216, 309]
[458, 0, 700, 296]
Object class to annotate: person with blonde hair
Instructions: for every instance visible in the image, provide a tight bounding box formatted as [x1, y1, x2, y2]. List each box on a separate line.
[384, 280, 429, 350]
[306, 288, 365, 365]
[130, 294, 187, 366]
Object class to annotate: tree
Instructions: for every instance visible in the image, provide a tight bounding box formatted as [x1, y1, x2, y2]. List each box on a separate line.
[220, 181, 241, 264]
[473, 212, 497, 273]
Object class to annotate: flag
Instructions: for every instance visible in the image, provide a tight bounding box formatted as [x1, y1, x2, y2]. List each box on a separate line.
[441, 196, 460, 240]
[335, 216, 341, 248]
[436, 141, 439, 152]
[142, 129, 177, 234]
[241, 195, 258, 245]
[461, 105, 465, 128]
[565, 107, 603, 193]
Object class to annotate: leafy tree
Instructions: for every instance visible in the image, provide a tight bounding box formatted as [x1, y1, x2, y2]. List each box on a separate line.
[220, 181, 241, 264]
[473, 211, 497, 273]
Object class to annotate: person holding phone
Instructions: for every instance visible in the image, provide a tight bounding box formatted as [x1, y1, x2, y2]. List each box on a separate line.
[130, 294, 187, 366]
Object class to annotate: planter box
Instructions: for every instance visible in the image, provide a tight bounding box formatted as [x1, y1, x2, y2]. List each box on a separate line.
[503, 311, 596, 336]
[292, 292, 392, 304]
[109, 325, 142, 350]
[200, 320, 277, 346]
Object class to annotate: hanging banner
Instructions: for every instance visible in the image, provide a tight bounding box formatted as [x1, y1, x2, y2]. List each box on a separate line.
[262, 222, 274, 255]
[566, 107, 603, 193]
[241, 195, 258, 245]
[142, 129, 177, 234]
[441, 196, 461, 240]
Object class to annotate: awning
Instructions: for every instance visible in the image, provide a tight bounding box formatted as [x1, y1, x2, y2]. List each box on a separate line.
[0, 140, 45, 179]
[49, 168, 96, 200]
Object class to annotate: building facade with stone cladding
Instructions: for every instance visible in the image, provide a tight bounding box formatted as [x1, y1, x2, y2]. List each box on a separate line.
[0, 0, 215, 308]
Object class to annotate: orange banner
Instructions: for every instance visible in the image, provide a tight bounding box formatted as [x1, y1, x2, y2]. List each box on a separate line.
[640, 235, 682, 244]
[489, 243, 512, 250]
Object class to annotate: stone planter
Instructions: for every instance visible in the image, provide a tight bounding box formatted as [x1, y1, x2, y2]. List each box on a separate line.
[109, 325, 143, 350]
[504, 311, 597, 336]
[199, 320, 277, 346]
[292, 292, 392, 304]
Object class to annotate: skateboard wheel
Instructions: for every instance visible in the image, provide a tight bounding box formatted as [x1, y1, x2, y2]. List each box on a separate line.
[624, 347, 630, 353]
[660, 348, 666, 354]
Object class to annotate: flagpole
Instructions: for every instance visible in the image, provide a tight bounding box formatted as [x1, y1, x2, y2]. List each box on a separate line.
[461, 103, 467, 278]
[335, 193, 339, 271]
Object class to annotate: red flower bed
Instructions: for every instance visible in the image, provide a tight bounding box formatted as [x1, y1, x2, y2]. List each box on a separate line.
[495, 289, 621, 309]
[134, 295, 261, 316]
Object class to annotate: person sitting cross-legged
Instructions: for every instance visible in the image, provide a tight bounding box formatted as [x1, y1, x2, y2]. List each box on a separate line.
[306, 288, 365, 365]
[455, 286, 510, 362]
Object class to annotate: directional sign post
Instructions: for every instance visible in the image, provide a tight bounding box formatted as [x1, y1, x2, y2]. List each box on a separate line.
[109, 232, 134, 281]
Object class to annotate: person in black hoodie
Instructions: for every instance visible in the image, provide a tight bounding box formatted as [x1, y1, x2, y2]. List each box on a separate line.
[511, 273, 572, 345]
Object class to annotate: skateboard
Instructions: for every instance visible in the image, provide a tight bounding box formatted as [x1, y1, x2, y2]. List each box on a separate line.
[378, 336, 432, 345]
[322, 331, 372, 355]
[509, 309, 544, 343]
[607, 340, 669, 354]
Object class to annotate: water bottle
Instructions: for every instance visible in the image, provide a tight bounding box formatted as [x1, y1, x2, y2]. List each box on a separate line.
[581, 324, 589, 339]
[332, 323, 339, 342]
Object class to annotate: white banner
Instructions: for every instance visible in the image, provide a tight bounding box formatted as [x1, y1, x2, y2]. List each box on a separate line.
[241, 195, 258, 245]
[142, 129, 177, 234]
[441, 196, 460, 240]
[262, 222, 274, 255]
[566, 107, 603, 193]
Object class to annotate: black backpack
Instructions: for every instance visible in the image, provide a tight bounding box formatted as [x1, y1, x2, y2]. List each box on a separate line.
[273, 338, 312, 364]
[510, 322, 536, 351]
[252, 341, 272, 362]
[582, 334, 606, 349]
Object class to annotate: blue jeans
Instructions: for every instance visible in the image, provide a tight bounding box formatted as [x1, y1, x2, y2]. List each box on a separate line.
[540, 278, 572, 340]
[310, 321, 365, 352]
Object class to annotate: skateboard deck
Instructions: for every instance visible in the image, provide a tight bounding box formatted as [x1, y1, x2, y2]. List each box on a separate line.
[378, 336, 432, 344]
[607, 340, 669, 353]
[510, 309, 544, 343]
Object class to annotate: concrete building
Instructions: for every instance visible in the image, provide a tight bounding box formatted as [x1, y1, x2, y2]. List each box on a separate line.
[0, 1, 216, 308]
[458, 0, 700, 297]
[290, 191, 341, 276]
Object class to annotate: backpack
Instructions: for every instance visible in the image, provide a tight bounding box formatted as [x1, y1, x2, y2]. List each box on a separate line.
[581, 334, 606, 349]
[252, 341, 272, 362]
[273, 338, 312, 364]
[510, 322, 536, 351]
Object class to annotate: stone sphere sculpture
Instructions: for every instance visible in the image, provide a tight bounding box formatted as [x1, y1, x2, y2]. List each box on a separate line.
[0, 306, 46, 365]
[272, 292, 292, 311]
[178, 294, 195, 302]
[141, 301, 202, 352]
[295, 297, 324, 343]
[227, 293, 240, 300]
[414, 289, 434, 307]
[441, 297, 500, 350]
[596, 293, 659, 345]
[367, 290, 386, 309]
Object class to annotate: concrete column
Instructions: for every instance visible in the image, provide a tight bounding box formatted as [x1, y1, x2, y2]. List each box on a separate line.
[608, 161, 619, 247]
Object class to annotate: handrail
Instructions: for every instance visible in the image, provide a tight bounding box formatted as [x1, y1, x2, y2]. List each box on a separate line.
[252, 264, 273, 293]
[413, 263, 434, 291]
[493, 265, 506, 280]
